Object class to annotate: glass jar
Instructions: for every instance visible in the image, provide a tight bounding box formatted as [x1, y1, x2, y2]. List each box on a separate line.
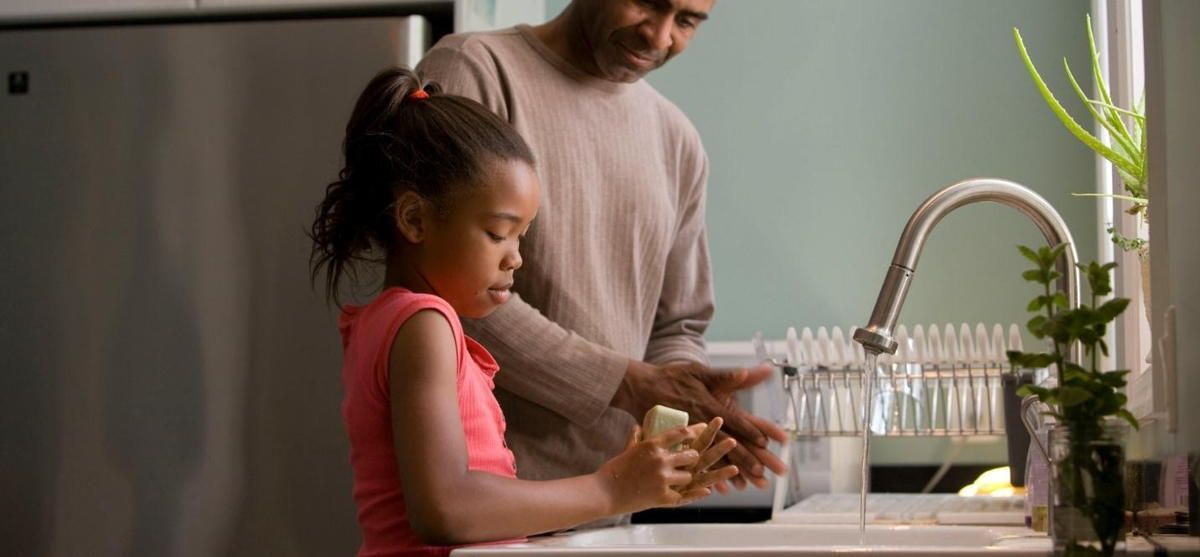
[1048, 423, 1128, 556]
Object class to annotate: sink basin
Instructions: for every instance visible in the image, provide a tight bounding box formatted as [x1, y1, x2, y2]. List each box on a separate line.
[450, 523, 1051, 556]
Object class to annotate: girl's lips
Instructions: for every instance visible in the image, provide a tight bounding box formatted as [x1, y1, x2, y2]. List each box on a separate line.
[487, 288, 511, 304]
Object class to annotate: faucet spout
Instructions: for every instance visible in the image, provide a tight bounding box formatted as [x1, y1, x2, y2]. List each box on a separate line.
[852, 178, 1080, 358]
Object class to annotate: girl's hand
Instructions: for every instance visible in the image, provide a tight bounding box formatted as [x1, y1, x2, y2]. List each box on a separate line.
[676, 417, 740, 503]
[596, 425, 699, 514]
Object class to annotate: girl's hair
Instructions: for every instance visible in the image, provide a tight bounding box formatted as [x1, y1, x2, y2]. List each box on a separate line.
[309, 67, 535, 305]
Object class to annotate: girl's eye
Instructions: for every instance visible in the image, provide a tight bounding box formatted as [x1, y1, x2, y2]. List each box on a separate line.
[486, 232, 504, 243]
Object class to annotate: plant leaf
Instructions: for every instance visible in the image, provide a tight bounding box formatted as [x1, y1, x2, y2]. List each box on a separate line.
[1053, 292, 1069, 309]
[1085, 99, 1146, 122]
[1059, 386, 1092, 407]
[1013, 27, 1144, 179]
[1097, 298, 1130, 321]
[1027, 315, 1048, 338]
[1099, 369, 1130, 387]
[1117, 409, 1140, 430]
[1067, 57, 1139, 160]
[1072, 192, 1149, 205]
[1018, 245, 1041, 265]
[1087, 14, 1115, 109]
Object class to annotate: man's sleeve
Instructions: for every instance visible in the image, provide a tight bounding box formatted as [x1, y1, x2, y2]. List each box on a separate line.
[417, 41, 630, 427]
[644, 149, 714, 366]
[463, 297, 630, 427]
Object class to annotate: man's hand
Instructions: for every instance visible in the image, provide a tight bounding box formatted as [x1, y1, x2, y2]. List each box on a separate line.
[612, 360, 788, 490]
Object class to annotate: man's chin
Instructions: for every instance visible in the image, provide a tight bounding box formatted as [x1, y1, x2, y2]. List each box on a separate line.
[603, 65, 648, 83]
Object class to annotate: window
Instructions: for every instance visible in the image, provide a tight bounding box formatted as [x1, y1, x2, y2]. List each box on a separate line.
[1094, 0, 1156, 419]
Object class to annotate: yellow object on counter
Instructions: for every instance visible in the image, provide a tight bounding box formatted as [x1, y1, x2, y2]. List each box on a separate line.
[641, 405, 689, 451]
[957, 466, 1016, 497]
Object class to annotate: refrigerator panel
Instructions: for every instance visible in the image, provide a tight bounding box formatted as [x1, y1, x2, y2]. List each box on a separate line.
[1, 16, 426, 557]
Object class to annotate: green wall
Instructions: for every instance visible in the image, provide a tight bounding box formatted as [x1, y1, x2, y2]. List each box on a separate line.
[550, 0, 1097, 343]
[546, 0, 1099, 466]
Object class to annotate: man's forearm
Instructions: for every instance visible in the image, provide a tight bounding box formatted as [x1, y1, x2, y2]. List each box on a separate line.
[464, 293, 629, 426]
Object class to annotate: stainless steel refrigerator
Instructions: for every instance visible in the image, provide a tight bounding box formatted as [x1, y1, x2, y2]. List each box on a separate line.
[1, 16, 429, 556]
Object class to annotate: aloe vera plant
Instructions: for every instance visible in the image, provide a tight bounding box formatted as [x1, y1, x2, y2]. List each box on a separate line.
[1014, 16, 1147, 251]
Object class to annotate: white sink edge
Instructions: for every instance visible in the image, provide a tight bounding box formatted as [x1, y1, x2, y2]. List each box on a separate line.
[450, 523, 1053, 556]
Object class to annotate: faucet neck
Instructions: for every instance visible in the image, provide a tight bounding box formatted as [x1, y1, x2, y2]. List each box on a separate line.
[855, 178, 1081, 362]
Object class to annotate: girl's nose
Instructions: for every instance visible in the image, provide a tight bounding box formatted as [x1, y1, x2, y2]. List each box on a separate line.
[503, 249, 522, 272]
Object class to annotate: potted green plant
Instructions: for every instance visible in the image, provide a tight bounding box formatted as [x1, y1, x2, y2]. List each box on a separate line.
[1013, 16, 1150, 323]
[1008, 244, 1139, 557]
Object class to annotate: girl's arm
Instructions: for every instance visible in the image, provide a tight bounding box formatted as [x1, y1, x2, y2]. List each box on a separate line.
[389, 310, 724, 546]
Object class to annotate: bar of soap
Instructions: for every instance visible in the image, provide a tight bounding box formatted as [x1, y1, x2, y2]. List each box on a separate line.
[641, 405, 689, 451]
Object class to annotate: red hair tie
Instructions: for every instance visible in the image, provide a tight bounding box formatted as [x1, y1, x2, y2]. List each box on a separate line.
[408, 89, 429, 101]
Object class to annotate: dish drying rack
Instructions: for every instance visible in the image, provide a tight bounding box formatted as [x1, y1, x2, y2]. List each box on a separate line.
[754, 322, 1028, 438]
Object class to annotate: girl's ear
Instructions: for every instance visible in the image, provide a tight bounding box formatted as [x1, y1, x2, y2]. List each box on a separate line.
[394, 191, 431, 244]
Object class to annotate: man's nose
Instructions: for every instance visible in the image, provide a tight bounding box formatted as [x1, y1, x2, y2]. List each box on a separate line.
[639, 14, 674, 53]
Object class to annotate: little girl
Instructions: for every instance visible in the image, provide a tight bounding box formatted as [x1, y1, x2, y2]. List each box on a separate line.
[309, 68, 738, 557]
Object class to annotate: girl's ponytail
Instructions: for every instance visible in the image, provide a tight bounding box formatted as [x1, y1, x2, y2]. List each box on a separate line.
[309, 67, 533, 305]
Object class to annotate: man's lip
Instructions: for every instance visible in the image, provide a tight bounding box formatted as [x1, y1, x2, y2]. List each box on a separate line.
[618, 43, 660, 65]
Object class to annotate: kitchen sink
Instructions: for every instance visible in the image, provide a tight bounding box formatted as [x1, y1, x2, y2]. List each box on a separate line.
[450, 523, 1051, 556]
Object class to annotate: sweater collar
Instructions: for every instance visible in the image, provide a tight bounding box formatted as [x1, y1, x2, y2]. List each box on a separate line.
[515, 24, 634, 94]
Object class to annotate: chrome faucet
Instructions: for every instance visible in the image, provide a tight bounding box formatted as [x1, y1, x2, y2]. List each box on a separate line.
[852, 178, 1080, 359]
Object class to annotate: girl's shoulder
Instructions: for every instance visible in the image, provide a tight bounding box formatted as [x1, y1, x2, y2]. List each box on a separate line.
[340, 288, 463, 350]
[376, 287, 457, 318]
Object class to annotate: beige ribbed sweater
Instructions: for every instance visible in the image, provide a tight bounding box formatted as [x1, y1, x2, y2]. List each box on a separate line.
[417, 25, 713, 481]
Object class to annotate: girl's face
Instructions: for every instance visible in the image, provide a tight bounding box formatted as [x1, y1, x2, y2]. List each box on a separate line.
[417, 159, 540, 319]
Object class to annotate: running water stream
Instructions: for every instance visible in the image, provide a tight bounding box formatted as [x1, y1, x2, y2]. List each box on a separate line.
[859, 352, 879, 545]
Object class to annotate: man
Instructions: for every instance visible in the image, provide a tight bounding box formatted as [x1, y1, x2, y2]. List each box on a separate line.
[417, 0, 786, 495]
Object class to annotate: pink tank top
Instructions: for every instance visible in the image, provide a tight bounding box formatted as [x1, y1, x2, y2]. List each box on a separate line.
[339, 288, 520, 557]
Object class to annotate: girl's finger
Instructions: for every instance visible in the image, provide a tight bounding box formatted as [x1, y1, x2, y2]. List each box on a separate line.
[626, 425, 641, 450]
[694, 437, 736, 472]
[665, 469, 693, 487]
[677, 487, 711, 505]
[655, 426, 695, 449]
[690, 417, 723, 454]
[681, 422, 704, 450]
[667, 449, 700, 469]
[690, 464, 739, 489]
